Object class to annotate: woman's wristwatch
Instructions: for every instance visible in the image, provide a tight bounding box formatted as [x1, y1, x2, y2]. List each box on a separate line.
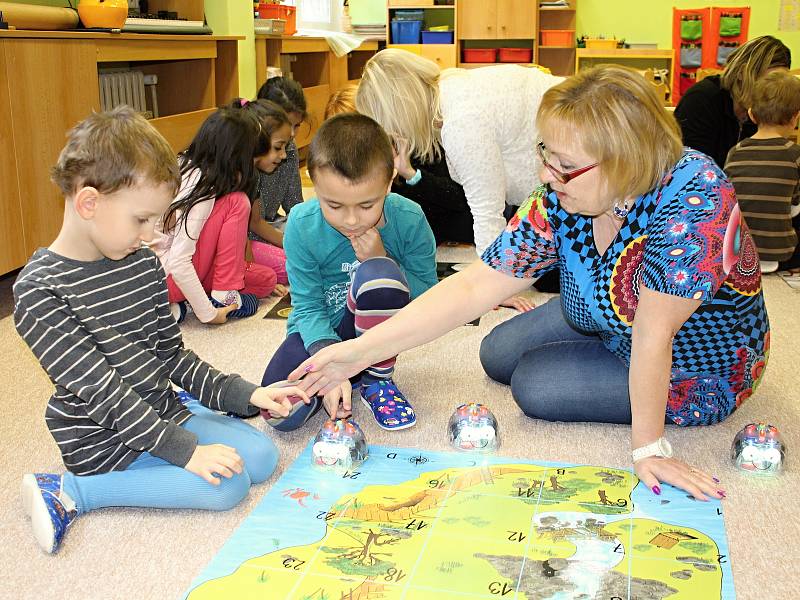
[632, 437, 673, 463]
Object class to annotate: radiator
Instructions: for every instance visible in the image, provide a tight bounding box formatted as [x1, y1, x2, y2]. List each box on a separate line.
[98, 69, 159, 119]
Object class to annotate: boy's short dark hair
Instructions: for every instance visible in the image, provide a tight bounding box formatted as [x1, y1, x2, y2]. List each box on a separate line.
[750, 71, 800, 127]
[51, 105, 180, 197]
[307, 113, 394, 184]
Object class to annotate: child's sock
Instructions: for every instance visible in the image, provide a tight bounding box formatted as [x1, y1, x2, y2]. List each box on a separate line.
[211, 289, 243, 307]
[760, 260, 779, 274]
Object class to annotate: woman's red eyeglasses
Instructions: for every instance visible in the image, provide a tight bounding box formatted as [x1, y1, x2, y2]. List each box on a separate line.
[537, 141, 598, 184]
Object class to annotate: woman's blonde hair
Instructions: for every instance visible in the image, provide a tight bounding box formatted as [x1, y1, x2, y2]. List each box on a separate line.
[721, 35, 791, 109]
[325, 83, 358, 120]
[537, 65, 683, 203]
[355, 49, 442, 163]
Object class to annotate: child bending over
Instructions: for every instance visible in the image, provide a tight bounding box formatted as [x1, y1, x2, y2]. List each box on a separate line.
[725, 70, 800, 273]
[14, 107, 306, 554]
[261, 114, 438, 432]
[154, 99, 283, 324]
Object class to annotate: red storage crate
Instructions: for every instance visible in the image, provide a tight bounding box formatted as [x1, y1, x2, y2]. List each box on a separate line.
[497, 48, 533, 63]
[540, 30, 575, 47]
[462, 48, 497, 63]
[258, 4, 297, 35]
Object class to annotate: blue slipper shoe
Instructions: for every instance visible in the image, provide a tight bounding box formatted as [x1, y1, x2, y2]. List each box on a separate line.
[359, 379, 416, 430]
[21, 473, 78, 553]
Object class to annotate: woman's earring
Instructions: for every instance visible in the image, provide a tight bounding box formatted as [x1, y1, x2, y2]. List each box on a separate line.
[612, 200, 630, 219]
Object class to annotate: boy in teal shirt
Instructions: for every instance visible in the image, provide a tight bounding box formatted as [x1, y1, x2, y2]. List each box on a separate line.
[261, 114, 438, 431]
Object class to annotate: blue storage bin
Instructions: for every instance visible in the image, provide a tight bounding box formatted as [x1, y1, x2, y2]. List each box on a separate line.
[422, 30, 454, 44]
[394, 9, 424, 21]
[391, 19, 422, 44]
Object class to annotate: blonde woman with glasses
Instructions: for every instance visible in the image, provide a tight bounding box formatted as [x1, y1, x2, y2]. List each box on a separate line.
[291, 66, 770, 502]
[675, 35, 791, 167]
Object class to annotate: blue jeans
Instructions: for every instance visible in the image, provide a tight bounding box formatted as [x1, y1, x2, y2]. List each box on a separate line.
[480, 297, 633, 423]
[62, 400, 278, 514]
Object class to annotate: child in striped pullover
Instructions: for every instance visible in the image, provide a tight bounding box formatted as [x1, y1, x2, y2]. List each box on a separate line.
[725, 70, 800, 273]
[13, 107, 308, 554]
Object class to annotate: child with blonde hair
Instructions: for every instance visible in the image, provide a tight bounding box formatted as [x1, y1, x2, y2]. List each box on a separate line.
[14, 107, 307, 553]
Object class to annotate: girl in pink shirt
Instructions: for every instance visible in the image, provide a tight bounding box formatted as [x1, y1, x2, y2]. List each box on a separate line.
[154, 99, 293, 324]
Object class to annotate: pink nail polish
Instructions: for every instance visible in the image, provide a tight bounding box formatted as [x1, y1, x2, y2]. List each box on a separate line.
[712, 477, 720, 483]
[304, 365, 314, 373]
[652, 485, 661, 495]
[718, 490, 726, 498]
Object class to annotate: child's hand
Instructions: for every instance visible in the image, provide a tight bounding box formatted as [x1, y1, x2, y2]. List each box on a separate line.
[249, 385, 310, 417]
[392, 137, 415, 180]
[497, 295, 535, 313]
[349, 228, 386, 262]
[272, 284, 288, 297]
[322, 381, 352, 420]
[209, 304, 239, 324]
[185, 444, 243, 486]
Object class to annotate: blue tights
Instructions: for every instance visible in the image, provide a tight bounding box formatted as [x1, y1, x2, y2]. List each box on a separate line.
[62, 400, 278, 514]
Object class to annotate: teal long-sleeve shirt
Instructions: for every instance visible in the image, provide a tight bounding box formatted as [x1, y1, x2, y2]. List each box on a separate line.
[284, 193, 438, 351]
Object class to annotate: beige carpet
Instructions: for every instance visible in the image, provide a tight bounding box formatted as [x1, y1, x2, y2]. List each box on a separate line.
[1, 248, 799, 600]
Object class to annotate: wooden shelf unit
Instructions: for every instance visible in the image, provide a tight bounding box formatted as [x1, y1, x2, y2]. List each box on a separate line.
[575, 48, 675, 102]
[0, 30, 241, 276]
[537, 1, 576, 76]
[386, 4, 457, 69]
[384, 2, 574, 72]
[255, 35, 379, 150]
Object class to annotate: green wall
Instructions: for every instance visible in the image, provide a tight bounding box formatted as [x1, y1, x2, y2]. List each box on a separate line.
[577, 1, 799, 61]
[204, 0, 257, 98]
[350, 0, 385, 25]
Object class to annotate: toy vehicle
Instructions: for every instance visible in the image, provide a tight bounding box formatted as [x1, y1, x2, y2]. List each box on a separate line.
[448, 403, 500, 452]
[731, 422, 785, 474]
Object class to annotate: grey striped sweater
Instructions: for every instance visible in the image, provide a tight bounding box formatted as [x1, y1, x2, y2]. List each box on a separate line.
[13, 247, 258, 475]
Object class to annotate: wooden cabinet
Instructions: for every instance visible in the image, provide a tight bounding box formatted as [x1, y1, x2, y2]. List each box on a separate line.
[255, 36, 379, 151]
[458, 0, 535, 40]
[0, 31, 241, 276]
[386, 4, 457, 72]
[537, 3, 578, 76]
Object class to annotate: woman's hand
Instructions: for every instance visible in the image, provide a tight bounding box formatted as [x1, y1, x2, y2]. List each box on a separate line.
[249, 385, 309, 417]
[185, 444, 244, 486]
[392, 137, 415, 181]
[321, 381, 353, 419]
[208, 304, 239, 324]
[498, 295, 535, 313]
[289, 339, 373, 398]
[634, 456, 725, 501]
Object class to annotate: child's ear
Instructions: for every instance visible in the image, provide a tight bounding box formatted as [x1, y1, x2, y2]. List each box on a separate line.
[387, 168, 398, 194]
[73, 186, 101, 220]
[747, 108, 758, 124]
[791, 111, 800, 130]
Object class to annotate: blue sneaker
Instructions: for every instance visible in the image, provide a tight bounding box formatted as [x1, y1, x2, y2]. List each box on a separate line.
[359, 379, 416, 430]
[210, 291, 259, 319]
[21, 473, 78, 553]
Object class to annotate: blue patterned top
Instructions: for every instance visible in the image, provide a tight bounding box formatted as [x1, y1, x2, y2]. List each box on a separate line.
[481, 150, 770, 426]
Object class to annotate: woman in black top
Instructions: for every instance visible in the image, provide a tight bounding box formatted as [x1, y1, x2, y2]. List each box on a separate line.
[674, 35, 791, 167]
[392, 137, 473, 246]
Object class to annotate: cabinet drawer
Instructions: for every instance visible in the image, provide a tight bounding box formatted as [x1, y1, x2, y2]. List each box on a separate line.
[421, 45, 456, 69]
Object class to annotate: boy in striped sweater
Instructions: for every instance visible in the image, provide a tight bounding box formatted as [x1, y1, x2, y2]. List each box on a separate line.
[14, 107, 308, 554]
[725, 70, 800, 273]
